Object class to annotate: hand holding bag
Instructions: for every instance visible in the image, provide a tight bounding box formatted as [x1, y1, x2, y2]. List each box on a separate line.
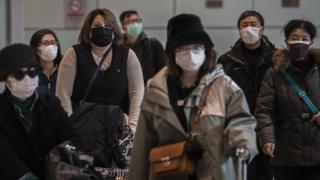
[118, 116, 134, 166]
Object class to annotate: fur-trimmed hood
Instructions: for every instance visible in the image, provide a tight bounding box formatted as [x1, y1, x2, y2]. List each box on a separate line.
[273, 48, 320, 72]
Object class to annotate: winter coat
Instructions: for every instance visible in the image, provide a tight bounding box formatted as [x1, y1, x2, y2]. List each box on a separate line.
[255, 49, 320, 166]
[128, 65, 258, 180]
[218, 36, 276, 113]
[124, 33, 167, 84]
[0, 91, 70, 179]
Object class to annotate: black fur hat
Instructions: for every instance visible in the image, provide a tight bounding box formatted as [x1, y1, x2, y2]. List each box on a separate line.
[0, 44, 39, 81]
[165, 14, 214, 54]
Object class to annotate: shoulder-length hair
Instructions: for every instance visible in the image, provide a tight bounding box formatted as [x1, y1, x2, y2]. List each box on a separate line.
[29, 29, 62, 65]
[78, 8, 123, 46]
[167, 47, 217, 80]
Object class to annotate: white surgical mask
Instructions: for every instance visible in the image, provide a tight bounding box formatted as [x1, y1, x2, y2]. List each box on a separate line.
[38, 45, 58, 61]
[5, 75, 39, 101]
[175, 48, 205, 72]
[240, 26, 261, 44]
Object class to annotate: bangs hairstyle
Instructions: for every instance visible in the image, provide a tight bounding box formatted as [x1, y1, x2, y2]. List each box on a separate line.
[283, 19, 317, 41]
[237, 10, 264, 29]
[119, 10, 138, 25]
[78, 8, 123, 46]
[29, 29, 62, 65]
[167, 46, 216, 79]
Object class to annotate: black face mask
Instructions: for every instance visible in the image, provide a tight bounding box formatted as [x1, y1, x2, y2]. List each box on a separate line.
[90, 26, 113, 47]
[288, 42, 310, 60]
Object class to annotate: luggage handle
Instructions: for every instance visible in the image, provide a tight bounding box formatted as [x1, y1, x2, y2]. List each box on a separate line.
[236, 148, 249, 180]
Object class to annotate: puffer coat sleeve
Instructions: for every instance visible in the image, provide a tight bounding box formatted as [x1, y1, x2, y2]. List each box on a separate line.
[255, 68, 276, 148]
[223, 81, 258, 161]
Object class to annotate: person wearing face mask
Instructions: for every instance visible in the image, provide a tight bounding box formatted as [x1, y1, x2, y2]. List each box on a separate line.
[0, 44, 70, 180]
[128, 14, 258, 180]
[218, 10, 276, 180]
[30, 29, 62, 96]
[56, 8, 144, 132]
[119, 10, 167, 84]
[255, 19, 320, 180]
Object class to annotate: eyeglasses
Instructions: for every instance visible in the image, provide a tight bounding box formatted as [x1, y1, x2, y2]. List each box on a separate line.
[11, 67, 40, 80]
[124, 18, 142, 25]
[175, 45, 205, 56]
[39, 40, 59, 46]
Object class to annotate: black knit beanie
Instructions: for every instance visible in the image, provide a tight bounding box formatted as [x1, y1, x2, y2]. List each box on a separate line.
[0, 44, 39, 81]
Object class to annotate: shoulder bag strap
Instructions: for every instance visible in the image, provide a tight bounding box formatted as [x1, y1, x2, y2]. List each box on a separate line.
[189, 82, 214, 136]
[80, 43, 113, 104]
[282, 71, 318, 114]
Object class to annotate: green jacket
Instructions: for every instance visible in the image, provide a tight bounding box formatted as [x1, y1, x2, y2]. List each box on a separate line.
[128, 65, 258, 180]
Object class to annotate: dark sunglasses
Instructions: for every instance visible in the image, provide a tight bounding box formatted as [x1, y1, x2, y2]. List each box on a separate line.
[12, 67, 40, 80]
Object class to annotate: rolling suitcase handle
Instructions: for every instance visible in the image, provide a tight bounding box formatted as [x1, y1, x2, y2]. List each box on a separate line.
[236, 148, 249, 180]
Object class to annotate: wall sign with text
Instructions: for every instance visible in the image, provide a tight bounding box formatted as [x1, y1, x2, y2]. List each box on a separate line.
[206, 0, 223, 8]
[282, 0, 299, 7]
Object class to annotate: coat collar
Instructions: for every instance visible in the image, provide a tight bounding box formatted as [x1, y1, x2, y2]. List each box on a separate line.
[273, 48, 320, 72]
[143, 65, 225, 135]
[123, 32, 147, 47]
[227, 35, 275, 65]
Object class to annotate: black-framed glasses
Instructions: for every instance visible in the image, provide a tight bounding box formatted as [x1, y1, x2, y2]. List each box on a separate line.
[175, 45, 205, 56]
[11, 67, 40, 80]
[39, 40, 59, 46]
[124, 18, 142, 25]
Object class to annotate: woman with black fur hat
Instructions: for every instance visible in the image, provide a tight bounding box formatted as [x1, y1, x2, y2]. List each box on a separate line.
[0, 44, 70, 180]
[128, 14, 258, 180]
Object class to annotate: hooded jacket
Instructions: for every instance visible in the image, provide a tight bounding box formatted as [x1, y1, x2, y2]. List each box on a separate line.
[128, 65, 258, 180]
[255, 49, 320, 166]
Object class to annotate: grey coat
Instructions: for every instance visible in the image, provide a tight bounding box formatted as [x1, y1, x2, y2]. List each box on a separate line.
[255, 49, 320, 166]
[128, 65, 258, 180]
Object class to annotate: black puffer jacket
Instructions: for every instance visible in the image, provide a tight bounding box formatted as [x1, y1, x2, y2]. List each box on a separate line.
[255, 49, 320, 166]
[218, 36, 276, 113]
[0, 91, 70, 179]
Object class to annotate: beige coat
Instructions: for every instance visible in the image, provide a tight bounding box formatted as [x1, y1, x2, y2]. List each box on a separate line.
[128, 65, 258, 180]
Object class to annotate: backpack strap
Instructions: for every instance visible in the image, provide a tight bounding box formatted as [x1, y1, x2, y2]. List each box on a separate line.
[282, 71, 318, 114]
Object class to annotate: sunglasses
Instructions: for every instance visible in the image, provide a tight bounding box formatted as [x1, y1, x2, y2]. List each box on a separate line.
[12, 67, 40, 81]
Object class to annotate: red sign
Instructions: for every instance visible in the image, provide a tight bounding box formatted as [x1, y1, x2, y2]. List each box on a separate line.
[66, 0, 86, 16]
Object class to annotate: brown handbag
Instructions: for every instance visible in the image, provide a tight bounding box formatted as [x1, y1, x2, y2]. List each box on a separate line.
[148, 81, 213, 177]
[149, 141, 194, 177]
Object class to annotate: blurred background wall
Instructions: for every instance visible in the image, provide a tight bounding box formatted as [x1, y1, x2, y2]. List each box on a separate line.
[1, 0, 320, 56]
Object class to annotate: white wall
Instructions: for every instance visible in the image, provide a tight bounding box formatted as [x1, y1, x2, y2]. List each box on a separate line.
[19, 0, 320, 56]
[0, 0, 7, 49]
[0, 0, 7, 92]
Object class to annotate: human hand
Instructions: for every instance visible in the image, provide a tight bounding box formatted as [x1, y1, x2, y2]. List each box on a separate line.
[263, 143, 275, 157]
[311, 112, 320, 125]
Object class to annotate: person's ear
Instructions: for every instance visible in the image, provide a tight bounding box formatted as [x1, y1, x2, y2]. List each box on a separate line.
[284, 39, 289, 48]
[309, 40, 314, 49]
[260, 26, 264, 34]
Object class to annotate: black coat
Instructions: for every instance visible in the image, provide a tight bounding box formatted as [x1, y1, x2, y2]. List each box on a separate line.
[0, 91, 70, 179]
[124, 33, 167, 84]
[218, 36, 276, 113]
[255, 49, 320, 166]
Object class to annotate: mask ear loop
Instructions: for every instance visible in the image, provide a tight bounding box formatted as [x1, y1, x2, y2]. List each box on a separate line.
[309, 41, 314, 49]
